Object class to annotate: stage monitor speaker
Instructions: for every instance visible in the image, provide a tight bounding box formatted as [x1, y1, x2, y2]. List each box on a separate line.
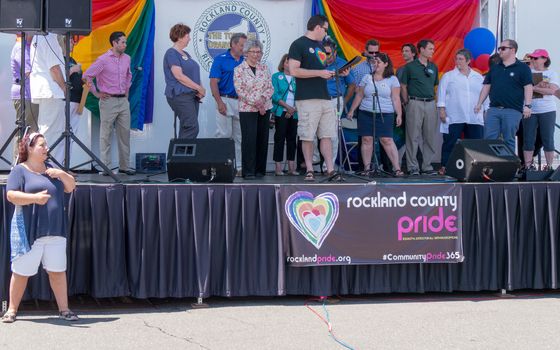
[0, 0, 44, 33]
[45, 0, 91, 34]
[445, 139, 521, 182]
[167, 138, 236, 183]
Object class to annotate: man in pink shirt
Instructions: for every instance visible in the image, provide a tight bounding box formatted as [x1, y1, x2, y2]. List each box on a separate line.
[83, 31, 135, 175]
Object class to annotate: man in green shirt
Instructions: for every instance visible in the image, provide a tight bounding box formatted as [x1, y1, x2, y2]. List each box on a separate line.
[400, 39, 439, 175]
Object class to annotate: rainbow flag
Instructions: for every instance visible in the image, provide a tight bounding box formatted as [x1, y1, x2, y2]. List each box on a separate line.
[73, 0, 155, 130]
[312, 0, 479, 74]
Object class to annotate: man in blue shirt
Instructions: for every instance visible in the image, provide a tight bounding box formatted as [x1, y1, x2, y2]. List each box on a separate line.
[209, 33, 247, 173]
[313, 40, 355, 170]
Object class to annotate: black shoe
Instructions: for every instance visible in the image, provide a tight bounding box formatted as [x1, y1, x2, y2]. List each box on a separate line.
[409, 169, 420, 176]
[244, 174, 256, 180]
[423, 169, 438, 176]
[118, 168, 136, 175]
[255, 173, 265, 178]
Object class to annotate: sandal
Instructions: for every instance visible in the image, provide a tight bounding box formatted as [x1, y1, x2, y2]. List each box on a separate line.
[326, 171, 342, 182]
[289, 171, 300, 176]
[438, 167, 446, 176]
[275, 171, 285, 176]
[304, 171, 315, 181]
[394, 169, 405, 177]
[1, 311, 16, 323]
[59, 310, 79, 321]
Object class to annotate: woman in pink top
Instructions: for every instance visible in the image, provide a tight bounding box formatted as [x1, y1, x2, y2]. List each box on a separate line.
[233, 40, 273, 179]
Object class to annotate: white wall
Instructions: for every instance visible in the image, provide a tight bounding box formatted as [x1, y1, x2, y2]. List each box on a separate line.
[516, 0, 560, 158]
[130, 0, 312, 167]
[0, 0, 311, 170]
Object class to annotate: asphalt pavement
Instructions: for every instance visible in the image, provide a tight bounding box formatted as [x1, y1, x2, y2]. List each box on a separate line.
[1, 291, 559, 350]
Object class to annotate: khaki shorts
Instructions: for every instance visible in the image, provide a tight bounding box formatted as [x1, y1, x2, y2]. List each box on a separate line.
[295, 99, 337, 141]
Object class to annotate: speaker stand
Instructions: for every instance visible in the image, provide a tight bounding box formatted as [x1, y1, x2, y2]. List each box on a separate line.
[0, 32, 29, 167]
[47, 33, 120, 182]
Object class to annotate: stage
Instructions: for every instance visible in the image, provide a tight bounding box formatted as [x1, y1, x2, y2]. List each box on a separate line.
[1, 173, 559, 302]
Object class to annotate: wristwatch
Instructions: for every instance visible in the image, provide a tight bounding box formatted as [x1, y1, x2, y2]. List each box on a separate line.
[524, 104, 532, 109]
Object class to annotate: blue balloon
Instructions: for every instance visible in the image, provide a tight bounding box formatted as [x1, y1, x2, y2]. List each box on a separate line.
[464, 28, 496, 59]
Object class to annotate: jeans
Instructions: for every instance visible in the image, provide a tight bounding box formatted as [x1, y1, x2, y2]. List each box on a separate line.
[484, 107, 522, 153]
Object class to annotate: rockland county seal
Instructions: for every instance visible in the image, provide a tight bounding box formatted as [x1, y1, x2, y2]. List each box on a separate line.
[193, 1, 271, 72]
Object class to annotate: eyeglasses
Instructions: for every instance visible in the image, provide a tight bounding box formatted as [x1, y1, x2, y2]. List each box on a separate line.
[321, 26, 329, 31]
[247, 50, 262, 55]
[497, 46, 512, 51]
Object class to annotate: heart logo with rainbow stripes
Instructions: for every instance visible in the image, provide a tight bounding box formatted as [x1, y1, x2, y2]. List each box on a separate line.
[285, 191, 339, 249]
[316, 49, 327, 65]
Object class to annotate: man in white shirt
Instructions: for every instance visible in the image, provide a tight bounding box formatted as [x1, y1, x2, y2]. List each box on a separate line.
[30, 33, 66, 164]
[437, 49, 486, 173]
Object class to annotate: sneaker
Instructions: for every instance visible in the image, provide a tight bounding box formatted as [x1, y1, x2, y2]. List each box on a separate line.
[118, 168, 136, 175]
[409, 169, 420, 176]
[423, 169, 438, 176]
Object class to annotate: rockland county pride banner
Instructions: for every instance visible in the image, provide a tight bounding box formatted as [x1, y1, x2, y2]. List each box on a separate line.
[279, 184, 463, 266]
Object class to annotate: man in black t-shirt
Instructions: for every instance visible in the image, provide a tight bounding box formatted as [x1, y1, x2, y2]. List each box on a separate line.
[288, 15, 346, 181]
[475, 39, 533, 154]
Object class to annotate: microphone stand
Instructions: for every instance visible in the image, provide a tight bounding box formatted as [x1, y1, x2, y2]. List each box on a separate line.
[368, 64, 393, 178]
[322, 58, 371, 183]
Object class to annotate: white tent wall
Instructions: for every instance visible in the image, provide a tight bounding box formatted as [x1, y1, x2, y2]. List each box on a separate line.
[0, 0, 559, 170]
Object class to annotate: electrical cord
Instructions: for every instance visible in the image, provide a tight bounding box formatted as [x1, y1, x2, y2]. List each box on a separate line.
[305, 297, 357, 350]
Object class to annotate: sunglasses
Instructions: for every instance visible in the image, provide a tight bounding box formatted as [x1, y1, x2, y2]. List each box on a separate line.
[530, 56, 546, 60]
[423, 66, 432, 77]
[497, 46, 512, 51]
[367, 51, 378, 55]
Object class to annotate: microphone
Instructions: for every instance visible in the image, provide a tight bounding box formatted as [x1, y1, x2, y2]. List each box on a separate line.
[323, 34, 332, 43]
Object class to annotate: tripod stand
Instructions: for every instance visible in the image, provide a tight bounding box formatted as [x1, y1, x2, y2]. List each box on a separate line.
[47, 33, 120, 182]
[0, 32, 29, 167]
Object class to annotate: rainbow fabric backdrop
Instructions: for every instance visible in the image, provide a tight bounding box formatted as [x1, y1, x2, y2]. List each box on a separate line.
[312, 0, 479, 74]
[73, 0, 155, 130]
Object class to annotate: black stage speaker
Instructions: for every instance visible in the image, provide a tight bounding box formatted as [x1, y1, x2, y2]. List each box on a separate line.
[549, 167, 560, 181]
[45, 0, 91, 34]
[167, 138, 236, 183]
[0, 0, 44, 33]
[445, 139, 521, 182]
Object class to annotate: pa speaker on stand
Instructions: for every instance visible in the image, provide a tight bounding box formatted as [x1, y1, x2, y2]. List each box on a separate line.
[0, 0, 44, 33]
[45, 0, 91, 34]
